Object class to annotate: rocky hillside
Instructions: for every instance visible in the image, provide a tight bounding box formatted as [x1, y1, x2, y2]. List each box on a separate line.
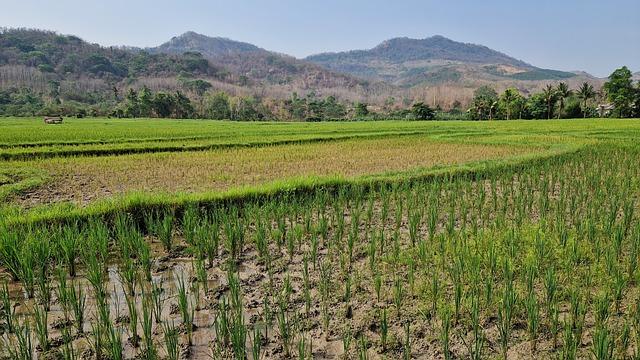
[306, 35, 582, 87]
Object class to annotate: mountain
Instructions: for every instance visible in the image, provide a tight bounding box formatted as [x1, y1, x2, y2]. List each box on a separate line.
[306, 35, 582, 88]
[153, 31, 264, 57]
[149, 32, 385, 96]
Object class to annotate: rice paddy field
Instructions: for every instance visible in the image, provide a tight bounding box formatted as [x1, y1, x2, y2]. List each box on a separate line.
[0, 117, 639, 359]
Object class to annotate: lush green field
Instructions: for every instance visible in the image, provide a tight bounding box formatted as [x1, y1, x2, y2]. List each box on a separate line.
[0, 118, 639, 360]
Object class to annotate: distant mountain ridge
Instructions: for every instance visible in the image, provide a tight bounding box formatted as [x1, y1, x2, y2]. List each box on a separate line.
[0, 28, 605, 111]
[305, 35, 582, 87]
[149, 31, 379, 94]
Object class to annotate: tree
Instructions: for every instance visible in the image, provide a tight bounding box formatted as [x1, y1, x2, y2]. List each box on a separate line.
[470, 86, 498, 120]
[604, 66, 635, 118]
[138, 86, 153, 117]
[355, 102, 369, 117]
[576, 82, 595, 118]
[152, 92, 174, 118]
[173, 91, 193, 118]
[633, 82, 640, 118]
[124, 88, 139, 117]
[205, 91, 231, 119]
[555, 82, 572, 119]
[542, 84, 557, 119]
[499, 88, 521, 120]
[411, 102, 435, 120]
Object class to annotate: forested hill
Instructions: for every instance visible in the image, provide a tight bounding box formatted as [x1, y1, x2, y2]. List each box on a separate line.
[0, 29, 223, 89]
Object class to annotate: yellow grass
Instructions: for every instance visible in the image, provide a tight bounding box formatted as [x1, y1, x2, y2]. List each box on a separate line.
[19, 135, 537, 205]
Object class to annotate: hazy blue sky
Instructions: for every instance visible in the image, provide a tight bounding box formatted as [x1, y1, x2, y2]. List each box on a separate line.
[1, 0, 638, 77]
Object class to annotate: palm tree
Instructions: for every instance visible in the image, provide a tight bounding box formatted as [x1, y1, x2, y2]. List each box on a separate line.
[500, 88, 518, 120]
[542, 84, 557, 120]
[556, 82, 572, 119]
[576, 82, 596, 118]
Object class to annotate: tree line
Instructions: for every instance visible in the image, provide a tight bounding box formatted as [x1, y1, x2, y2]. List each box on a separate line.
[1, 66, 638, 120]
[469, 66, 640, 120]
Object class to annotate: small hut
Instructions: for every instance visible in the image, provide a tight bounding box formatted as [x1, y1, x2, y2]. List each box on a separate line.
[44, 116, 63, 124]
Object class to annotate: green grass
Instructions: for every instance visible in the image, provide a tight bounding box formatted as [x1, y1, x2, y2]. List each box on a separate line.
[0, 117, 638, 227]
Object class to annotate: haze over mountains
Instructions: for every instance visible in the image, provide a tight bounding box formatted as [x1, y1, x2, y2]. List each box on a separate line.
[0, 28, 608, 108]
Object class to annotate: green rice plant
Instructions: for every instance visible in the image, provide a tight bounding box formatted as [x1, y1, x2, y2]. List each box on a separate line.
[0, 230, 21, 281]
[358, 334, 368, 360]
[439, 305, 452, 360]
[223, 208, 245, 263]
[118, 255, 138, 297]
[466, 292, 484, 360]
[431, 270, 440, 318]
[60, 326, 77, 360]
[403, 321, 411, 360]
[378, 308, 388, 354]
[36, 268, 52, 312]
[68, 280, 86, 334]
[138, 239, 153, 282]
[182, 205, 199, 246]
[497, 260, 517, 359]
[594, 292, 611, 327]
[59, 225, 80, 278]
[310, 232, 319, 270]
[620, 321, 631, 359]
[408, 208, 421, 247]
[176, 273, 194, 345]
[86, 218, 110, 265]
[342, 325, 352, 359]
[612, 266, 627, 314]
[6, 319, 33, 360]
[18, 242, 36, 298]
[277, 301, 293, 358]
[450, 262, 463, 324]
[298, 332, 310, 360]
[393, 274, 403, 316]
[124, 289, 139, 347]
[525, 291, 540, 352]
[374, 270, 382, 302]
[303, 256, 311, 316]
[151, 280, 164, 324]
[106, 323, 124, 360]
[163, 321, 179, 360]
[141, 289, 156, 359]
[195, 256, 208, 294]
[251, 326, 262, 360]
[591, 324, 614, 360]
[158, 210, 175, 253]
[56, 267, 72, 320]
[33, 303, 48, 352]
[0, 281, 15, 333]
[214, 298, 231, 348]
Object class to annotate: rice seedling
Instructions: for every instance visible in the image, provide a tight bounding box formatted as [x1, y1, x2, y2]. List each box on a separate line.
[176, 273, 194, 346]
[163, 321, 180, 360]
[141, 289, 156, 359]
[380, 308, 388, 351]
[0, 281, 15, 333]
[439, 305, 452, 360]
[106, 323, 124, 360]
[403, 321, 411, 360]
[341, 324, 352, 359]
[124, 289, 140, 347]
[525, 291, 540, 352]
[32, 303, 48, 351]
[358, 334, 368, 360]
[68, 280, 87, 334]
[6, 319, 33, 360]
[497, 259, 517, 359]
